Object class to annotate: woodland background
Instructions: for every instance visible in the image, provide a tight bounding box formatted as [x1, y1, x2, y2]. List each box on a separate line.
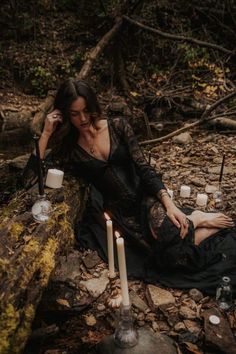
[0, 1, 236, 354]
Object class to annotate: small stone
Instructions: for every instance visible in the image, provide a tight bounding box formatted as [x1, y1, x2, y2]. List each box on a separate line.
[183, 320, 201, 335]
[205, 184, 218, 194]
[191, 178, 206, 187]
[179, 306, 196, 320]
[189, 289, 204, 302]
[173, 132, 193, 145]
[146, 285, 175, 310]
[137, 320, 145, 327]
[97, 304, 106, 311]
[80, 270, 109, 298]
[158, 321, 170, 332]
[137, 312, 145, 321]
[152, 321, 159, 331]
[83, 251, 102, 269]
[84, 314, 96, 326]
[174, 322, 186, 332]
[130, 290, 149, 313]
[145, 312, 156, 322]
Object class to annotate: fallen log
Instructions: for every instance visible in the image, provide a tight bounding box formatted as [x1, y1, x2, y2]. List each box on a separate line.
[0, 179, 87, 354]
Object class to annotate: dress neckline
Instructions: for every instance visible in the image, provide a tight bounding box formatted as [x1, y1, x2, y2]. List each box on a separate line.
[76, 118, 111, 163]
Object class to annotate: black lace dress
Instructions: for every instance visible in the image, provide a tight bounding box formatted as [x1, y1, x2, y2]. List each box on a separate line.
[22, 117, 236, 295]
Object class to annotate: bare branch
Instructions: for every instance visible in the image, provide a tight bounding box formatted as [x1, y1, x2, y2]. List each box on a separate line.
[123, 15, 234, 55]
[140, 90, 236, 146]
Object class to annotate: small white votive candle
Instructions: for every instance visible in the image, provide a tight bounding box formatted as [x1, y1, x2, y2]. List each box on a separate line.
[196, 193, 208, 207]
[45, 169, 64, 189]
[180, 185, 191, 198]
[167, 189, 174, 200]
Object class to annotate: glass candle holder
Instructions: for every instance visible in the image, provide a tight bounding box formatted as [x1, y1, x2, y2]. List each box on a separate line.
[31, 194, 52, 222]
[213, 190, 224, 211]
[114, 304, 138, 348]
[216, 276, 233, 310]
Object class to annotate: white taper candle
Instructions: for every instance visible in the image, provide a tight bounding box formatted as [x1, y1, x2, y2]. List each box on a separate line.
[106, 218, 115, 278]
[116, 237, 130, 306]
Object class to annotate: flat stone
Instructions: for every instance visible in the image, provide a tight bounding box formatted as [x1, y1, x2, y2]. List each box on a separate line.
[80, 270, 109, 298]
[189, 289, 204, 302]
[179, 306, 196, 320]
[130, 290, 149, 313]
[52, 250, 81, 284]
[97, 327, 177, 354]
[82, 251, 102, 269]
[172, 132, 192, 145]
[203, 308, 236, 354]
[191, 178, 206, 187]
[183, 320, 201, 335]
[174, 322, 186, 332]
[146, 285, 175, 310]
[205, 184, 218, 194]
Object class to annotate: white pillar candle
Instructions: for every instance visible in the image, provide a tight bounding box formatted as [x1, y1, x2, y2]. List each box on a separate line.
[196, 193, 208, 207]
[167, 189, 174, 200]
[116, 237, 130, 307]
[106, 218, 115, 278]
[180, 185, 191, 198]
[45, 169, 64, 189]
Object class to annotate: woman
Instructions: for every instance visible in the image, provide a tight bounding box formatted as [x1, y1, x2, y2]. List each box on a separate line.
[23, 79, 236, 294]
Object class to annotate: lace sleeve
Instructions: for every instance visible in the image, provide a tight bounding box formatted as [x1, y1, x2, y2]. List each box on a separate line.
[113, 117, 166, 196]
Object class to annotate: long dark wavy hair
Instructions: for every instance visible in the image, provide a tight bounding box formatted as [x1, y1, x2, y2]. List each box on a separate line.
[51, 78, 102, 160]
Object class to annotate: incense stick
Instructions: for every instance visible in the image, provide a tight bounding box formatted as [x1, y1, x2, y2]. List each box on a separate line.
[219, 154, 225, 188]
[33, 135, 44, 196]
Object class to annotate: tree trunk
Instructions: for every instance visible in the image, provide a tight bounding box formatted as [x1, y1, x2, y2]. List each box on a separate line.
[0, 180, 87, 354]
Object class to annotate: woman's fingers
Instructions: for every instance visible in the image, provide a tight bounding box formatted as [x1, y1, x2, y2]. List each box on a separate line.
[44, 110, 63, 134]
[180, 219, 189, 238]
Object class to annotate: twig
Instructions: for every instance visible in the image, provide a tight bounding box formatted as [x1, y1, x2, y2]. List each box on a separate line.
[123, 15, 234, 55]
[77, 17, 123, 80]
[139, 90, 236, 146]
[143, 111, 153, 139]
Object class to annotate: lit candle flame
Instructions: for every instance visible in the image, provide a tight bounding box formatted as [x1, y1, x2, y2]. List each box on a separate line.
[104, 212, 111, 221]
[115, 231, 121, 239]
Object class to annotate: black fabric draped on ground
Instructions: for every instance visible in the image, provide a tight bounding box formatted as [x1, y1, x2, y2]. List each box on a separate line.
[77, 186, 236, 296]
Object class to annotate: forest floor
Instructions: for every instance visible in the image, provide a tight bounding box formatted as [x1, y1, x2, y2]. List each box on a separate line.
[22, 127, 236, 354]
[1, 2, 236, 353]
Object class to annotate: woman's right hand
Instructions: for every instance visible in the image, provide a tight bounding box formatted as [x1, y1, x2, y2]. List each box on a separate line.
[42, 109, 63, 137]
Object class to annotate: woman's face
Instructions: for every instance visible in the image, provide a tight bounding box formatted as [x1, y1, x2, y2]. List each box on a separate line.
[69, 96, 91, 131]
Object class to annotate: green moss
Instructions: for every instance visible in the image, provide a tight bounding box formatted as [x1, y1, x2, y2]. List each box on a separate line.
[9, 222, 24, 242]
[10, 304, 35, 354]
[17, 239, 40, 288]
[0, 303, 20, 354]
[39, 238, 57, 286]
[0, 257, 10, 273]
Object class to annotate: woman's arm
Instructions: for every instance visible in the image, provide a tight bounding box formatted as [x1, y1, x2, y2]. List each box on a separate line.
[158, 189, 189, 238]
[116, 117, 189, 238]
[35, 110, 63, 158]
[22, 110, 62, 189]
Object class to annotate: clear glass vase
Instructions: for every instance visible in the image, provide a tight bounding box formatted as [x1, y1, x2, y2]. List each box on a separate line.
[31, 194, 52, 222]
[216, 276, 233, 310]
[114, 304, 138, 348]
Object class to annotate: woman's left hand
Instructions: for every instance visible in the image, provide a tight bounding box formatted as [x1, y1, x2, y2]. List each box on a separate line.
[166, 204, 189, 239]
